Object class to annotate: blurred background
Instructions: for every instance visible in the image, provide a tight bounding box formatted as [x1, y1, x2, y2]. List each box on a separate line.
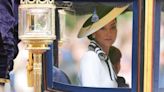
[159, 12, 164, 88]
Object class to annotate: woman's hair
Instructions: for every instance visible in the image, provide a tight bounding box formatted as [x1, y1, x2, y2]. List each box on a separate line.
[108, 46, 122, 65]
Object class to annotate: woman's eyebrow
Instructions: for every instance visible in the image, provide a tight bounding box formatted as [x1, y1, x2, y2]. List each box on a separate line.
[109, 20, 116, 26]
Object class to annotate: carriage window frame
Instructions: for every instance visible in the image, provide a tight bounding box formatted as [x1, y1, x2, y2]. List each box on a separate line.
[142, 0, 164, 92]
[44, 0, 144, 92]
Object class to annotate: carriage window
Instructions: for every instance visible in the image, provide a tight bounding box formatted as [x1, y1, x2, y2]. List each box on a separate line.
[56, 2, 132, 88]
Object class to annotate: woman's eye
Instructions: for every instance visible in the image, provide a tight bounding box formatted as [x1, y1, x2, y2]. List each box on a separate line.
[100, 27, 105, 31]
[110, 26, 117, 31]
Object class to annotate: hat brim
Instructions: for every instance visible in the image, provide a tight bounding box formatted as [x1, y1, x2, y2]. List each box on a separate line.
[78, 4, 129, 38]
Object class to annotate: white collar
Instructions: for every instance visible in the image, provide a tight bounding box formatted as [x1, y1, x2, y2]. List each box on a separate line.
[88, 40, 108, 61]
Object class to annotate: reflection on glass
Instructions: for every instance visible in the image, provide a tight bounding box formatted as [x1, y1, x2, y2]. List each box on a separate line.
[160, 12, 164, 88]
[27, 9, 50, 34]
[57, 2, 132, 88]
[19, 8, 52, 37]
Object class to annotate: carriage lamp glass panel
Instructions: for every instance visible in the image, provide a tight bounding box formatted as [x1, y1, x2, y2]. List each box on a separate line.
[19, 8, 53, 37]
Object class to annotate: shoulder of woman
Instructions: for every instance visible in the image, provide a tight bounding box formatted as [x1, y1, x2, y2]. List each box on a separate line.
[80, 51, 100, 65]
[82, 51, 99, 59]
[80, 51, 101, 73]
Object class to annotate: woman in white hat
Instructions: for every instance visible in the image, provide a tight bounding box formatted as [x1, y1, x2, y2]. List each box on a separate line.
[78, 4, 129, 88]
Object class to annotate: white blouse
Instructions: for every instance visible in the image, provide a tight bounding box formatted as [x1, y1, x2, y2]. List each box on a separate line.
[79, 50, 118, 88]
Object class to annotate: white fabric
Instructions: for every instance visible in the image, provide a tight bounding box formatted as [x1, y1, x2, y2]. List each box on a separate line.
[79, 51, 118, 88]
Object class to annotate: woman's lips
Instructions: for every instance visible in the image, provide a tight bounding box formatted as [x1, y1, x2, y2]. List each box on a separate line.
[105, 38, 112, 41]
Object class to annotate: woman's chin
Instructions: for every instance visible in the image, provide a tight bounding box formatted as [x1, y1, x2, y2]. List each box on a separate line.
[105, 45, 112, 49]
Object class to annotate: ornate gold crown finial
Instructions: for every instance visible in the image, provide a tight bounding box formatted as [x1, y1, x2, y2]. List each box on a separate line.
[20, 0, 54, 4]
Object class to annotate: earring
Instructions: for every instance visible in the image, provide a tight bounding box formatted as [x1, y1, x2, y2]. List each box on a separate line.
[92, 35, 95, 39]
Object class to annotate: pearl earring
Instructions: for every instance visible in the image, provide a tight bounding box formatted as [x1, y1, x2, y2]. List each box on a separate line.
[92, 35, 95, 39]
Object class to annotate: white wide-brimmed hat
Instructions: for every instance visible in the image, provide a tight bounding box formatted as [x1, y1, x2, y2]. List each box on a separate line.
[78, 4, 129, 38]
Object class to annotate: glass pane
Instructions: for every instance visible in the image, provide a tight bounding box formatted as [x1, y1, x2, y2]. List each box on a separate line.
[19, 8, 52, 37]
[26, 8, 50, 34]
[160, 2, 164, 89]
[56, 2, 132, 88]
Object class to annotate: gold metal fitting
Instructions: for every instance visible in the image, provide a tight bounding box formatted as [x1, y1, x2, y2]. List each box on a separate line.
[0, 78, 10, 83]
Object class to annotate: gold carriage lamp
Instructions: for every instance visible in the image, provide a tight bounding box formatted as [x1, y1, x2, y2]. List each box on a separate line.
[18, 0, 56, 92]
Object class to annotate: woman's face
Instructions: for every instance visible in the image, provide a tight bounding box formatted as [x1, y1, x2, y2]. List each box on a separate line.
[93, 19, 117, 48]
